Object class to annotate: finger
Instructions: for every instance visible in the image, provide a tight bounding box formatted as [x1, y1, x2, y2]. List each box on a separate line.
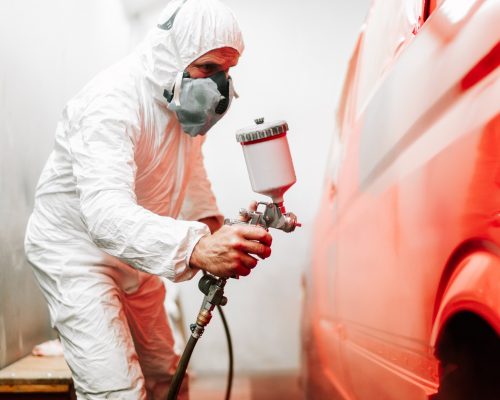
[239, 241, 271, 259]
[239, 253, 259, 269]
[237, 225, 273, 246]
[248, 200, 258, 212]
[235, 264, 251, 277]
[238, 201, 259, 222]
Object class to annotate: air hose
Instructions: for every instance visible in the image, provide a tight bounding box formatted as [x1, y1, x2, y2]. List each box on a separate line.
[217, 303, 234, 400]
[167, 335, 198, 399]
[167, 273, 233, 400]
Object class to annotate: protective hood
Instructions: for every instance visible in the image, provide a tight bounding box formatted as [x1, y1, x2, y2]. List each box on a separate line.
[139, 0, 245, 103]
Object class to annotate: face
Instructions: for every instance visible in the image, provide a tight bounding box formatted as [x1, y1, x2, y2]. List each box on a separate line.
[186, 47, 240, 78]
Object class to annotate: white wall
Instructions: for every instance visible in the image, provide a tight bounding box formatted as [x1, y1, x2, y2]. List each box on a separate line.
[1, 0, 370, 373]
[0, 0, 132, 367]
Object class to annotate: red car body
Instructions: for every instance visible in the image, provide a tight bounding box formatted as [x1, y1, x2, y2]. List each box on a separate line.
[302, 0, 500, 399]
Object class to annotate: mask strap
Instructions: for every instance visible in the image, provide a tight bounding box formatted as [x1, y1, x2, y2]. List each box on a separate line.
[230, 78, 239, 99]
[173, 71, 184, 106]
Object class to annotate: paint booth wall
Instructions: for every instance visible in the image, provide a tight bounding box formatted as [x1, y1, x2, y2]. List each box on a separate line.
[0, 0, 131, 368]
[0, 0, 369, 372]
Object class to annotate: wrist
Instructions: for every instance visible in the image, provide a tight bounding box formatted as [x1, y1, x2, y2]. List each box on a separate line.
[188, 235, 206, 270]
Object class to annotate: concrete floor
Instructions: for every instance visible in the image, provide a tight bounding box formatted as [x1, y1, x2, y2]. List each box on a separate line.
[190, 372, 303, 400]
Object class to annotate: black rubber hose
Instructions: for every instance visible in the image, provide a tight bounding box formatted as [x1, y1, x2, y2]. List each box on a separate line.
[217, 304, 234, 400]
[167, 334, 198, 400]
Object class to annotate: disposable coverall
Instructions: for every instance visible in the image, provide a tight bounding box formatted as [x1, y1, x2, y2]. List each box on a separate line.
[24, 0, 244, 398]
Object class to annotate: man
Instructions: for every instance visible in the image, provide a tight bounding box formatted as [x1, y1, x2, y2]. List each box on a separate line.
[24, 0, 272, 399]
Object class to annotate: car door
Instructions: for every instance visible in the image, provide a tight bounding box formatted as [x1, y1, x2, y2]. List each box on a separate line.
[335, 0, 498, 399]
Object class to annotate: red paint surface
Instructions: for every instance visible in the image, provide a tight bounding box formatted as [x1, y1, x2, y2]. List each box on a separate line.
[301, 1, 500, 399]
[461, 41, 500, 91]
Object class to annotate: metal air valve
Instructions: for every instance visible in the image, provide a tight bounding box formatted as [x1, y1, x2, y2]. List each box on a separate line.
[190, 275, 228, 339]
[236, 201, 301, 232]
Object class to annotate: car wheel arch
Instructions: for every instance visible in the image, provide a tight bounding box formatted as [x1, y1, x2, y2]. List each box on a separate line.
[430, 240, 500, 398]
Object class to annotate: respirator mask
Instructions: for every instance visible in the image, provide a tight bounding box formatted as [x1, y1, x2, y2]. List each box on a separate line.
[164, 71, 235, 137]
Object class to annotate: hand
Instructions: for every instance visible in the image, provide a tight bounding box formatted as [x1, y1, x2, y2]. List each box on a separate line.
[189, 224, 272, 278]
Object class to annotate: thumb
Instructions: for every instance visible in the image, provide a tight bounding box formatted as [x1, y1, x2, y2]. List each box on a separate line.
[239, 200, 259, 222]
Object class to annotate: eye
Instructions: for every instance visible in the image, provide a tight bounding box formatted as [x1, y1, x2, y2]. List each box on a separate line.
[198, 63, 219, 74]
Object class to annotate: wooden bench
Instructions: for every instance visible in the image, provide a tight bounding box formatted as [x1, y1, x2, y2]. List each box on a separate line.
[0, 355, 75, 399]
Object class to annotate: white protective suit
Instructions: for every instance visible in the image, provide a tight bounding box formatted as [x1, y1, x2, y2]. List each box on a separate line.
[24, 0, 244, 398]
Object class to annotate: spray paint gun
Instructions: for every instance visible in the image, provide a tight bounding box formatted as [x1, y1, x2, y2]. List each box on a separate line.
[167, 118, 300, 400]
[226, 118, 301, 231]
